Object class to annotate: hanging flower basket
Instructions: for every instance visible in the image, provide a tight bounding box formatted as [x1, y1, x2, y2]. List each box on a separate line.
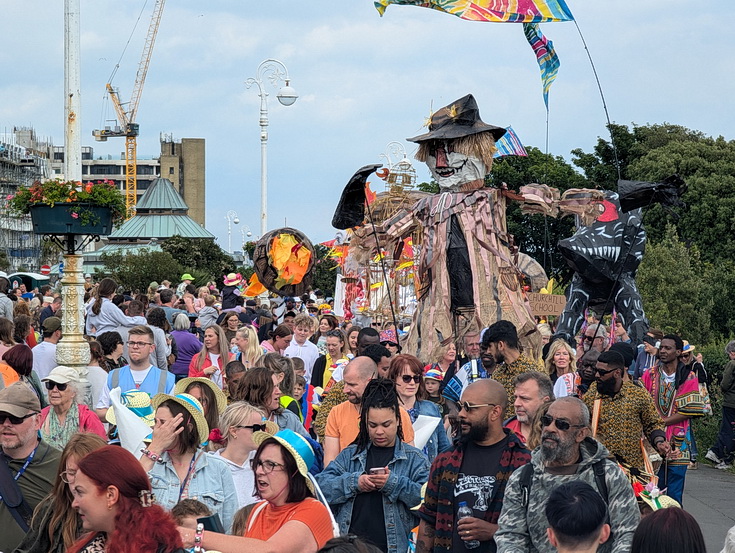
[7, 179, 126, 236]
[28, 203, 114, 236]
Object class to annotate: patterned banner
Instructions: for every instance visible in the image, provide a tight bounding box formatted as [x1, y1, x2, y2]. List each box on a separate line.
[375, 0, 574, 23]
[494, 126, 528, 158]
[523, 22, 560, 109]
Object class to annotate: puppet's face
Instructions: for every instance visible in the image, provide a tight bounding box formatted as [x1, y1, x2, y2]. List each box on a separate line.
[426, 141, 487, 192]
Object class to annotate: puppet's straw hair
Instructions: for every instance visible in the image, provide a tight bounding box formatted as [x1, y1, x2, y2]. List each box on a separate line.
[415, 133, 497, 171]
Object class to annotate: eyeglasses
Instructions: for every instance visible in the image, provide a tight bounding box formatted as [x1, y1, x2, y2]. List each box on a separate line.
[594, 367, 617, 376]
[326, 330, 344, 338]
[0, 412, 35, 425]
[251, 458, 285, 474]
[541, 415, 586, 431]
[400, 374, 421, 384]
[44, 381, 69, 391]
[60, 469, 77, 484]
[127, 341, 153, 348]
[234, 423, 267, 432]
[458, 402, 496, 412]
[583, 335, 599, 342]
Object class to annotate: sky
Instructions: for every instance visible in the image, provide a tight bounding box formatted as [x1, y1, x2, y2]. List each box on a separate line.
[2, 1, 733, 253]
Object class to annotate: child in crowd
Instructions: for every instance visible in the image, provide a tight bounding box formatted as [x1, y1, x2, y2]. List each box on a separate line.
[197, 295, 219, 329]
[424, 367, 450, 432]
[172, 498, 212, 530]
[292, 358, 317, 437]
[284, 314, 320, 381]
[293, 375, 306, 402]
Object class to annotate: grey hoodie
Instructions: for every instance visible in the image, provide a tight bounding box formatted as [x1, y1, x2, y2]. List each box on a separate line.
[496, 438, 640, 553]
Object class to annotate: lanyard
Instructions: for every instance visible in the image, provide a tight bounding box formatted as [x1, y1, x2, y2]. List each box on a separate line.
[0, 445, 37, 502]
[178, 451, 200, 501]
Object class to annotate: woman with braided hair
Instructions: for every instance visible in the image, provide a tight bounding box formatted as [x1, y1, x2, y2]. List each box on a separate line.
[317, 379, 429, 553]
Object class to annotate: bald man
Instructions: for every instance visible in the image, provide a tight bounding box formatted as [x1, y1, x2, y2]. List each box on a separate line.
[416, 380, 531, 553]
[323, 356, 415, 466]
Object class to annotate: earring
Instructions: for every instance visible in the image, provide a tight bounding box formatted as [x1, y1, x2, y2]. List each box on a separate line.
[108, 504, 112, 511]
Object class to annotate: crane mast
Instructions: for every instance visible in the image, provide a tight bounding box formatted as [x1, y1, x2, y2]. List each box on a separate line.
[93, 0, 166, 218]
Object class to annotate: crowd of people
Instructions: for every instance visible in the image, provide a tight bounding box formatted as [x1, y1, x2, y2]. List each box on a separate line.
[0, 271, 732, 553]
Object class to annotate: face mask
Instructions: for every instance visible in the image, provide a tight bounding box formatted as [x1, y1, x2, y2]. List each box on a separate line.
[230, 345, 239, 355]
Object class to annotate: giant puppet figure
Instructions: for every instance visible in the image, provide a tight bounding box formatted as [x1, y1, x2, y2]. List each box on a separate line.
[334, 94, 540, 358]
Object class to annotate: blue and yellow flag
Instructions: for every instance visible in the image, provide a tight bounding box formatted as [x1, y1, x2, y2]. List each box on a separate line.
[375, 0, 574, 23]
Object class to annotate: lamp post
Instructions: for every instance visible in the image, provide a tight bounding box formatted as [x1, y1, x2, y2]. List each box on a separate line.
[245, 59, 298, 237]
[225, 210, 239, 253]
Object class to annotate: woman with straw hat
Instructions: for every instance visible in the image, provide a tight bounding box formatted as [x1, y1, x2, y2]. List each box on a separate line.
[179, 429, 334, 553]
[139, 393, 238, 532]
[174, 376, 227, 444]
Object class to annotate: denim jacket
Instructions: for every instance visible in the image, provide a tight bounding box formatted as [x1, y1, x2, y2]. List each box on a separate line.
[147, 449, 238, 532]
[316, 440, 430, 553]
[411, 400, 452, 463]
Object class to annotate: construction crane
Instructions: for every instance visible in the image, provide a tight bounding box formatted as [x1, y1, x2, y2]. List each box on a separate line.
[93, 0, 166, 218]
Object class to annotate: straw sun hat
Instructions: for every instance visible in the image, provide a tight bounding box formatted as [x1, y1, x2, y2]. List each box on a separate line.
[174, 377, 228, 415]
[252, 428, 316, 493]
[152, 393, 209, 446]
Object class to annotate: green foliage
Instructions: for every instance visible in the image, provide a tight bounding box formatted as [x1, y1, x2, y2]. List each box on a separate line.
[98, 249, 183, 293]
[0, 250, 9, 272]
[160, 235, 236, 285]
[636, 224, 713, 344]
[8, 179, 127, 225]
[417, 180, 439, 194]
[491, 147, 589, 283]
[311, 244, 338, 297]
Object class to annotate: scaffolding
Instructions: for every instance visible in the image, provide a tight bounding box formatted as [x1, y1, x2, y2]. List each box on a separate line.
[0, 127, 51, 272]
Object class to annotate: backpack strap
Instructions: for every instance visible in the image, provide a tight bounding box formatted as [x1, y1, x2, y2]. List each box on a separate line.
[0, 454, 33, 532]
[519, 463, 534, 507]
[592, 459, 609, 503]
[157, 368, 168, 394]
[111, 368, 120, 390]
[246, 501, 269, 533]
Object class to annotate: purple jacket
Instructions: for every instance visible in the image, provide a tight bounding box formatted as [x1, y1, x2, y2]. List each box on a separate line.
[170, 330, 202, 376]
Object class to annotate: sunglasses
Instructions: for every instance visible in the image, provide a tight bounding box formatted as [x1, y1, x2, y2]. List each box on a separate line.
[400, 374, 421, 384]
[594, 367, 617, 376]
[234, 423, 267, 432]
[44, 381, 69, 391]
[0, 412, 35, 425]
[541, 414, 586, 431]
[458, 401, 496, 412]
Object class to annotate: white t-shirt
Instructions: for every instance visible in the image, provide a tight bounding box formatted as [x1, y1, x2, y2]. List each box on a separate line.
[283, 340, 320, 382]
[208, 353, 224, 389]
[210, 449, 258, 508]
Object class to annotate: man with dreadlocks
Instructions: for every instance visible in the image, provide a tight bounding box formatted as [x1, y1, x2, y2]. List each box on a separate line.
[318, 379, 430, 553]
[416, 379, 530, 553]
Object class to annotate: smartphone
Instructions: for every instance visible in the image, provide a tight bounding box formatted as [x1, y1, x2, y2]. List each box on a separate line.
[197, 514, 225, 534]
[369, 467, 387, 475]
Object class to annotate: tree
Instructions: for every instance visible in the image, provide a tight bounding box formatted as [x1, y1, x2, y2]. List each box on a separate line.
[491, 146, 589, 284]
[311, 244, 338, 297]
[160, 235, 236, 284]
[98, 249, 184, 293]
[636, 225, 713, 344]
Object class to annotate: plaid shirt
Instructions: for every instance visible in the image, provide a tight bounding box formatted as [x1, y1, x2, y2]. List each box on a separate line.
[418, 429, 530, 552]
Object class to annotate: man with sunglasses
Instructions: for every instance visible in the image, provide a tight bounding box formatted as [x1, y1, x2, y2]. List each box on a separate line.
[417, 380, 530, 553]
[581, 350, 669, 473]
[496, 397, 640, 553]
[0, 382, 61, 552]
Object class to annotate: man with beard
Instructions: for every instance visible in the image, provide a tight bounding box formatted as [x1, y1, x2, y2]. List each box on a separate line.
[574, 349, 600, 398]
[484, 320, 542, 420]
[416, 380, 529, 553]
[496, 397, 639, 553]
[641, 334, 705, 504]
[0, 382, 61, 552]
[582, 350, 669, 473]
[323, 356, 414, 466]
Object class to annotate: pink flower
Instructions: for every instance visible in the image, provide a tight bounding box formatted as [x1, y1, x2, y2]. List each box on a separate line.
[71, 212, 79, 219]
[5, 194, 13, 200]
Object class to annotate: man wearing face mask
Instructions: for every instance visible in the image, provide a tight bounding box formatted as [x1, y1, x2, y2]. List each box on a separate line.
[582, 350, 670, 473]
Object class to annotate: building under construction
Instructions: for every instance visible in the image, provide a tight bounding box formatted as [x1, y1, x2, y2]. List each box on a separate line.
[0, 127, 50, 272]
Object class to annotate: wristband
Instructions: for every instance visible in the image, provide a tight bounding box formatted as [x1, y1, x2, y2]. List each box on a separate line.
[193, 523, 204, 553]
[140, 448, 165, 464]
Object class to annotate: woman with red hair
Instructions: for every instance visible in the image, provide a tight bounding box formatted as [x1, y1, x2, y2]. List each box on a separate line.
[68, 446, 185, 553]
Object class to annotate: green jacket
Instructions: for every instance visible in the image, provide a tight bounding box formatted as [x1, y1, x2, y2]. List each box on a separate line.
[721, 360, 735, 409]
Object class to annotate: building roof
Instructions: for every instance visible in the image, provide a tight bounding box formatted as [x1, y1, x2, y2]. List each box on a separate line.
[135, 177, 189, 212]
[108, 214, 214, 240]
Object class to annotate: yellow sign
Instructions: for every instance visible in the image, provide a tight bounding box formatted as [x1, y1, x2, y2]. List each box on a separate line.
[527, 292, 566, 317]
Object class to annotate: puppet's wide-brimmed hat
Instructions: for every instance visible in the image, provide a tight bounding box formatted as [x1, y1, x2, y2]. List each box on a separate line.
[408, 94, 506, 143]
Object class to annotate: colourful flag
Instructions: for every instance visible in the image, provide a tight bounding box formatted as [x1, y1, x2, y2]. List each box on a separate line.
[494, 126, 528, 158]
[523, 22, 560, 109]
[375, 0, 574, 23]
